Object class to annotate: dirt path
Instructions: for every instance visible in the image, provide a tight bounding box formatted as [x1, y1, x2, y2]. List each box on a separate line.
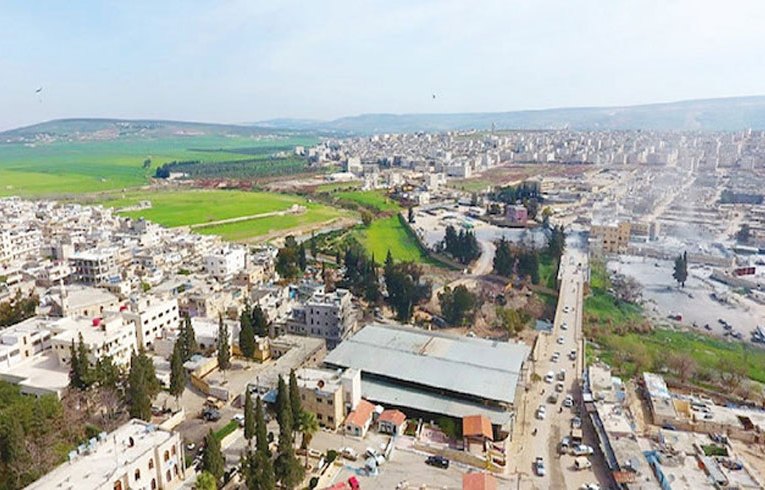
[187, 205, 305, 229]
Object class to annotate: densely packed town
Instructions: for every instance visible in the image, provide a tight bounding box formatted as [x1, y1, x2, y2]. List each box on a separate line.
[4, 129, 765, 490]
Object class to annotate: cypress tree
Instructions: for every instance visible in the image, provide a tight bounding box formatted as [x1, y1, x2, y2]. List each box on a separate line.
[169, 339, 187, 404]
[288, 370, 302, 430]
[298, 242, 307, 271]
[202, 428, 225, 482]
[252, 305, 269, 338]
[217, 316, 231, 372]
[239, 305, 256, 359]
[253, 447, 276, 490]
[255, 396, 269, 456]
[127, 351, 151, 421]
[275, 375, 289, 430]
[244, 392, 255, 442]
[68, 339, 81, 389]
[75, 333, 91, 386]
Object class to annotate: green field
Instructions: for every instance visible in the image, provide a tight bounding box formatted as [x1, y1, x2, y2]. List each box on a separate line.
[356, 215, 428, 262]
[584, 260, 642, 327]
[335, 190, 401, 213]
[314, 181, 362, 193]
[0, 135, 316, 196]
[90, 189, 347, 241]
[198, 202, 348, 241]
[93, 190, 305, 227]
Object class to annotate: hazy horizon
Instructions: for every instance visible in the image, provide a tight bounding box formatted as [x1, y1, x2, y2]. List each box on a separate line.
[2, 0, 764, 131]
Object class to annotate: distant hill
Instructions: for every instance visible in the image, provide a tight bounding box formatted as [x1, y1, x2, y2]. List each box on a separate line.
[0, 118, 316, 143]
[257, 96, 765, 133]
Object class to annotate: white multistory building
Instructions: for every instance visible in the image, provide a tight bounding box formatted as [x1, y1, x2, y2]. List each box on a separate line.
[204, 246, 246, 281]
[123, 295, 180, 349]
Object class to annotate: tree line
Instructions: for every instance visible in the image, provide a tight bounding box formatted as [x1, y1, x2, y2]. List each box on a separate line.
[276, 236, 307, 280]
[0, 290, 39, 328]
[442, 225, 480, 265]
[154, 156, 309, 180]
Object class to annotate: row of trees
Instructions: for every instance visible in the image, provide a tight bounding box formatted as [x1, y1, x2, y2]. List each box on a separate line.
[276, 236, 307, 280]
[238, 371, 316, 489]
[0, 290, 39, 327]
[493, 238, 540, 284]
[442, 225, 480, 265]
[339, 244, 380, 303]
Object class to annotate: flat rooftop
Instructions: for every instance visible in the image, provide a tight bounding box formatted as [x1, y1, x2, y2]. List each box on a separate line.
[0, 351, 68, 398]
[26, 419, 175, 490]
[325, 323, 530, 405]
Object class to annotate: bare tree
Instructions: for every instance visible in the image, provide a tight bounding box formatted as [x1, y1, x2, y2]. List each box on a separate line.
[667, 353, 697, 384]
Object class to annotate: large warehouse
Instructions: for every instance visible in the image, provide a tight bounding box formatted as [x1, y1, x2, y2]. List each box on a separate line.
[324, 323, 531, 435]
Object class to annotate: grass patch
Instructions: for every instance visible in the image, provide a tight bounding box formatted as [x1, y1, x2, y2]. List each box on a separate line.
[93, 189, 305, 227]
[214, 420, 238, 442]
[0, 135, 316, 196]
[198, 202, 348, 241]
[356, 215, 428, 263]
[335, 190, 401, 213]
[314, 181, 362, 193]
[538, 252, 559, 290]
[592, 329, 765, 383]
[584, 260, 643, 328]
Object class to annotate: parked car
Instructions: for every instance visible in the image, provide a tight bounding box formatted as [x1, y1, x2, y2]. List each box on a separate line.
[425, 455, 449, 469]
[547, 393, 559, 404]
[201, 408, 221, 422]
[580, 484, 601, 490]
[561, 321, 568, 330]
[233, 413, 245, 427]
[534, 457, 546, 476]
[558, 436, 571, 454]
[569, 350, 577, 361]
[557, 369, 566, 381]
[571, 444, 594, 456]
[544, 371, 555, 383]
[563, 395, 574, 408]
[574, 457, 592, 470]
[551, 352, 561, 362]
[557, 336, 565, 345]
[555, 382, 565, 393]
[571, 416, 582, 429]
[341, 447, 359, 461]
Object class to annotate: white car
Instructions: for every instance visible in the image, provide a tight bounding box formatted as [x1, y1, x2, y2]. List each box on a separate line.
[561, 321, 568, 330]
[563, 305, 571, 313]
[544, 371, 555, 383]
[557, 336, 565, 345]
[536, 405, 547, 420]
[563, 395, 574, 408]
[232, 413, 245, 427]
[551, 352, 560, 362]
[580, 485, 601, 490]
[571, 444, 594, 456]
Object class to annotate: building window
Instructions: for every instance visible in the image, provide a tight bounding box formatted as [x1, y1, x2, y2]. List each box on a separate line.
[151, 478, 157, 490]
[171, 446, 176, 456]
[317, 414, 323, 420]
[134, 469, 141, 480]
[166, 470, 172, 482]
[114, 482, 123, 490]
[148, 458, 154, 470]
[164, 450, 170, 462]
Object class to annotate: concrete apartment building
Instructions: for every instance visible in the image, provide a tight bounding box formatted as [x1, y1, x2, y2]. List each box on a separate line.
[294, 367, 362, 430]
[49, 313, 138, 369]
[0, 228, 42, 266]
[26, 419, 186, 490]
[123, 295, 180, 349]
[204, 246, 246, 281]
[590, 221, 632, 254]
[70, 249, 119, 285]
[0, 318, 53, 369]
[285, 288, 356, 349]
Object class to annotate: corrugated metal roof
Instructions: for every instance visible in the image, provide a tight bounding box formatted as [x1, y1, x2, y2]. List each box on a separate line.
[325, 323, 530, 404]
[361, 378, 514, 426]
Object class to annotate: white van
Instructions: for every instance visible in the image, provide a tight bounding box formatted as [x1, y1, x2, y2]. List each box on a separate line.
[574, 457, 592, 470]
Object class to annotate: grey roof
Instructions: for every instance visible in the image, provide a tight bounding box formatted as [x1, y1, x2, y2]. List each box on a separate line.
[362, 378, 513, 427]
[324, 323, 530, 405]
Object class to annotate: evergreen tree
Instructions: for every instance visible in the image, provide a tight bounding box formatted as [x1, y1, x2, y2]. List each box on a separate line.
[275, 376, 289, 430]
[288, 370, 302, 430]
[127, 351, 152, 421]
[439, 285, 478, 326]
[255, 396, 270, 456]
[253, 448, 276, 490]
[244, 392, 255, 442]
[179, 314, 197, 362]
[240, 302, 256, 358]
[217, 316, 231, 372]
[93, 355, 120, 390]
[384, 260, 431, 322]
[298, 242, 307, 271]
[195, 471, 217, 490]
[75, 333, 91, 385]
[274, 400, 303, 489]
[202, 428, 225, 482]
[309, 232, 317, 258]
[169, 338, 187, 404]
[252, 305, 269, 338]
[68, 340, 82, 390]
[673, 251, 688, 287]
[407, 206, 415, 223]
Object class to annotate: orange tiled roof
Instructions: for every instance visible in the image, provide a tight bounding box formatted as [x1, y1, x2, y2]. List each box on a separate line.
[462, 472, 497, 490]
[378, 409, 406, 426]
[462, 415, 493, 440]
[344, 399, 375, 427]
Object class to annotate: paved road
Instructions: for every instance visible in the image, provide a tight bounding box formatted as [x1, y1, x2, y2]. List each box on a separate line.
[511, 247, 604, 490]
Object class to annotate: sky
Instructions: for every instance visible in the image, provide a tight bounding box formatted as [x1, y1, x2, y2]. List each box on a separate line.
[1, 0, 764, 130]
